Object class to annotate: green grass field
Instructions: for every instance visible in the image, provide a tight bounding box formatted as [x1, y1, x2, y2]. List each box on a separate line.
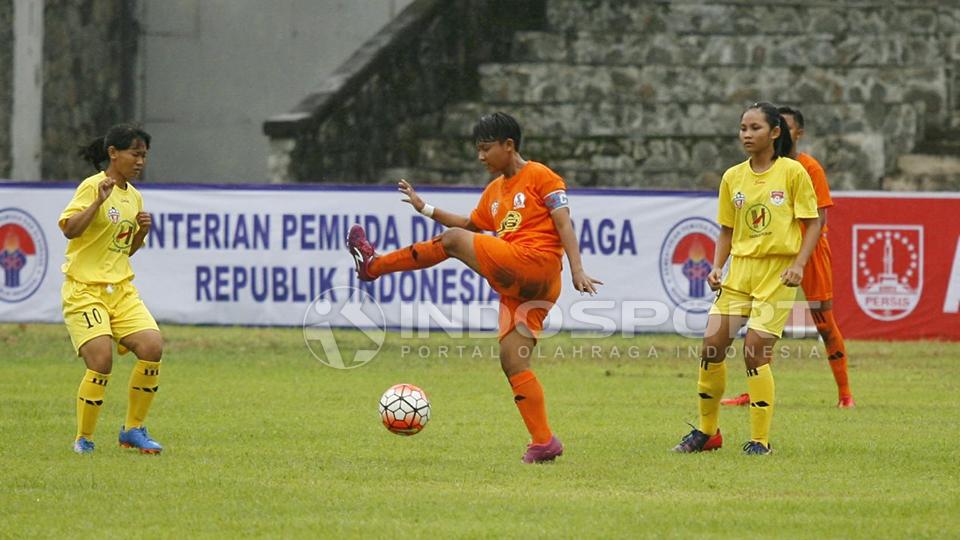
[2, 323, 958, 538]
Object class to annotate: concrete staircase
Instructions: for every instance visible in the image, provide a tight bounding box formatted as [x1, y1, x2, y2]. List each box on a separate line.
[386, 0, 959, 189]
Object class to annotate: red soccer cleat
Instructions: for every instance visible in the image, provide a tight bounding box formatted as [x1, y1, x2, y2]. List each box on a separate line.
[837, 395, 856, 408]
[347, 225, 377, 281]
[720, 392, 750, 406]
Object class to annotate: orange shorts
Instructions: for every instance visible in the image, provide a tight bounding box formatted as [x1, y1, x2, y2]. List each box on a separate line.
[801, 234, 834, 301]
[473, 234, 562, 341]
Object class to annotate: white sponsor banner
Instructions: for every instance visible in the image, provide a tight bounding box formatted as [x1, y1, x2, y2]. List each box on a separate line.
[0, 183, 719, 333]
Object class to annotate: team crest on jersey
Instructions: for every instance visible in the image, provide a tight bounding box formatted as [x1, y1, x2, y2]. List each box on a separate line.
[108, 206, 120, 224]
[513, 192, 526, 209]
[770, 191, 785, 206]
[497, 210, 522, 236]
[0, 208, 48, 303]
[852, 225, 923, 321]
[745, 203, 771, 233]
[733, 192, 745, 209]
[658, 217, 720, 314]
[490, 201, 499, 218]
[111, 220, 137, 252]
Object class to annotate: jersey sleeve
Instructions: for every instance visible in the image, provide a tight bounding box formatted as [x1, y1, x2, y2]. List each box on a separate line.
[58, 180, 96, 228]
[469, 185, 496, 232]
[716, 173, 735, 228]
[791, 167, 820, 219]
[534, 167, 568, 213]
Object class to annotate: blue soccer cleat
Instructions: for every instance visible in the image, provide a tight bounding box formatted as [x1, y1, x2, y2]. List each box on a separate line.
[119, 426, 163, 454]
[742, 440, 773, 455]
[73, 437, 95, 455]
[672, 425, 723, 453]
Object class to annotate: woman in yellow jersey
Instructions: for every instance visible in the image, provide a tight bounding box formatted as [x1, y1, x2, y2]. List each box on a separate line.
[59, 124, 164, 455]
[672, 102, 820, 455]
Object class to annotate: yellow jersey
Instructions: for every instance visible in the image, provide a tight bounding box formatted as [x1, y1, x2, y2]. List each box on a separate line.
[717, 157, 818, 258]
[59, 171, 145, 284]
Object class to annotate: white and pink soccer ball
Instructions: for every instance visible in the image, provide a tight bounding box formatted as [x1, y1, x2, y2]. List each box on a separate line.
[378, 383, 431, 436]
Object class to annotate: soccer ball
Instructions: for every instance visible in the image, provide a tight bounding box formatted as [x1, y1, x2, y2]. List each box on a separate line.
[378, 383, 431, 436]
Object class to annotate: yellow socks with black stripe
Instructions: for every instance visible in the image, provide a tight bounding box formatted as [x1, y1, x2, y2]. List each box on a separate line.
[697, 360, 726, 436]
[746, 363, 775, 446]
[77, 369, 109, 440]
[125, 359, 161, 429]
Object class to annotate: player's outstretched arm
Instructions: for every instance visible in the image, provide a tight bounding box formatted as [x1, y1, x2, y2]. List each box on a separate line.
[708, 226, 733, 291]
[397, 179, 478, 231]
[550, 207, 602, 295]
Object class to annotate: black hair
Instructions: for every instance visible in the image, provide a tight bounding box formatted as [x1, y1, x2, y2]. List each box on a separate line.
[742, 101, 793, 159]
[777, 105, 805, 128]
[472, 112, 522, 152]
[78, 123, 151, 171]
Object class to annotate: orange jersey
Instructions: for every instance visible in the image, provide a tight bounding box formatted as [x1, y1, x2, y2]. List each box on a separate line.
[795, 152, 832, 234]
[469, 161, 566, 260]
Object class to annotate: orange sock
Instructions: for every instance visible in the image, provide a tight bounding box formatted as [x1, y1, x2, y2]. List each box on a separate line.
[812, 309, 852, 398]
[368, 237, 448, 278]
[508, 370, 553, 444]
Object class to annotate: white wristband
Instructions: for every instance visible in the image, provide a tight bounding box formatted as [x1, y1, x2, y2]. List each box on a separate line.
[420, 203, 435, 218]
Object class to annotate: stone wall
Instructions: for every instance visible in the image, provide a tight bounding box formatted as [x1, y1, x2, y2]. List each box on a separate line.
[0, 0, 12, 178]
[264, 0, 547, 183]
[41, 0, 138, 181]
[268, 0, 960, 190]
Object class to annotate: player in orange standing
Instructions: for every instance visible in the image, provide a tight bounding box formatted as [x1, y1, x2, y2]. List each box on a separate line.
[721, 106, 854, 408]
[347, 112, 602, 463]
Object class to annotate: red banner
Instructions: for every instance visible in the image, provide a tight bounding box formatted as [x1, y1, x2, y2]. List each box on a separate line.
[829, 193, 960, 340]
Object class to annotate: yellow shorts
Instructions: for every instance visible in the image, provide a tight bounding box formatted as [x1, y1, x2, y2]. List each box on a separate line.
[710, 255, 798, 338]
[62, 279, 159, 355]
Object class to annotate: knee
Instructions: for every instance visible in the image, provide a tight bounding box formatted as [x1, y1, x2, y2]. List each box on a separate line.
[138, 336, 164, 362]
[440, 229, 467, 255]
[700, 344, 725, 363]
[85, 352, 113, 374]
[500, 348, 532, 377]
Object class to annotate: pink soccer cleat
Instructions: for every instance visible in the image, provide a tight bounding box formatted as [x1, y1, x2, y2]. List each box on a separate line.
[522, 436, 564, 464]
[347, 225, 377, 281]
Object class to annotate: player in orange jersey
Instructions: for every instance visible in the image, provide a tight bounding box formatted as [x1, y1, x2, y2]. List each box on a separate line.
[721, 106, 854, 408]
[347, 112, 602, 463]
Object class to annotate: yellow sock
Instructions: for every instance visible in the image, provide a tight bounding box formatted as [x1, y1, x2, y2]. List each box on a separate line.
[125, 359, 161, 429]
[77, 369, 109, 440]
[746, 363, 775, 446]
[697, 360, 726, 436]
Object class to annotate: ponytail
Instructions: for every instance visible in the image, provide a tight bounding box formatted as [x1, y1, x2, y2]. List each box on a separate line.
[78, 137, 109, 171]
[772, 115, 793, 158]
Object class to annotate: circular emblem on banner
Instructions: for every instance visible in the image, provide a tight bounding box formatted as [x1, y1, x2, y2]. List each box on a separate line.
[852, 225, 923, 321]
[659, 217, 719, 314]
[0, 208, 49, 303]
